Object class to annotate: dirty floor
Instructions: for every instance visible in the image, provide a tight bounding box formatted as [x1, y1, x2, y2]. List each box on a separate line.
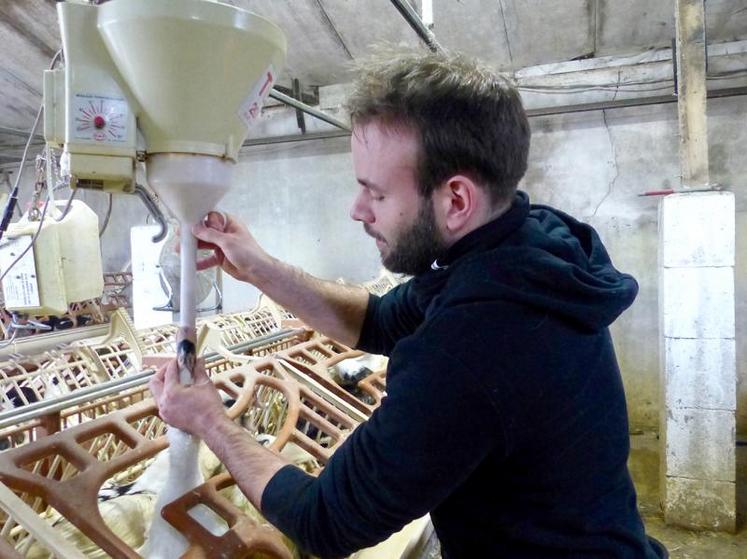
[630, 432, 747, 559]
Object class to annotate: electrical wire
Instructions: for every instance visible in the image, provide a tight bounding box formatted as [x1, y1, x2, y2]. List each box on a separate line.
[0, 50, 62, 244]
[518, 84, 676, 95]
[0, 329, 18, 350]
[0, 104, 44, 243]
[99, 193, 113, 237]
[516, 70, 747, 96]
[52, 188, 77, 222]
[0, 196, 51, 285]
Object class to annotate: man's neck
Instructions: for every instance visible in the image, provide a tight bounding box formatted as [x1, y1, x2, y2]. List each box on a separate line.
[446, 196, 513, 249]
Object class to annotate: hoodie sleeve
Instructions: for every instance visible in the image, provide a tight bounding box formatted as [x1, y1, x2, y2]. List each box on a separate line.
[261, 332, 504, 558]
[355, 281, 424, 355]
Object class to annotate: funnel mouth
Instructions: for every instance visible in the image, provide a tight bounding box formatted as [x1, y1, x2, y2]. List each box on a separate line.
[146, 154, 234, 225]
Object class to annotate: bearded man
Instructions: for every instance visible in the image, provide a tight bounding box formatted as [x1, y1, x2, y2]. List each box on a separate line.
[150, 50, 667, 559]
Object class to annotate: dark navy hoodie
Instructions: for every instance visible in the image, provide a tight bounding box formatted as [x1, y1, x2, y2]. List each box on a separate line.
[262, 191, 665, 558]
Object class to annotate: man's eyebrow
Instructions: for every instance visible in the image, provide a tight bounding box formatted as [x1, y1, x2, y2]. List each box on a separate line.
[357, 178, 384, 192]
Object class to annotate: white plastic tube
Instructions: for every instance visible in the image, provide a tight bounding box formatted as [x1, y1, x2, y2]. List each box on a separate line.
[177, 222, 197, 384]
[143, 154, 234, 557]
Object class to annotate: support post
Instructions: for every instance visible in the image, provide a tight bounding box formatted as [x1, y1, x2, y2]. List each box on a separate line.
[658, 0, 737, 532]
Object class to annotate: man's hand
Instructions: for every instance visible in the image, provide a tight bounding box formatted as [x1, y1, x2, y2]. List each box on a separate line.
[149, 358, 293, 513]
[191, 211, 369, 348]
[192, 211, 272, 285]
[148, 359, 228, 439]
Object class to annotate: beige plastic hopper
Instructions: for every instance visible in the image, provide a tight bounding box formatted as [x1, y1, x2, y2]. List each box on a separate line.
[97, 0, 287, 161]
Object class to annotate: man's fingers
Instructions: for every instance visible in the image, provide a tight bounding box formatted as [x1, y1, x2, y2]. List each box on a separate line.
[192, 222, 225, 246]
[196, 253, 221, 271]
[148, 375, 163, 400]
[196, 238, 218, 250]
[203, 211, 227, 231]
[164, 359, 180, 387]
[193, 360, 210, 384]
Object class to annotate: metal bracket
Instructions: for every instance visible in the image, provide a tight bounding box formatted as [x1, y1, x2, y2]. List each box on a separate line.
[292, 78, 307, 135]
[132, 184, 168, 243]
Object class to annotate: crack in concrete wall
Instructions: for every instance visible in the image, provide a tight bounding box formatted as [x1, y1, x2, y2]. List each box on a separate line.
[497, 0, 515, 69]
[591, 109, 619, 217]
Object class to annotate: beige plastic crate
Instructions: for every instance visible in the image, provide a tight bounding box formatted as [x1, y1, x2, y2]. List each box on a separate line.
[0, 358, 364, 558]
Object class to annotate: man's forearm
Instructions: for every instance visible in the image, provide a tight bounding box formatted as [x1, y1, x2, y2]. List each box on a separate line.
[202, 415, 289, 509]
[253, 256, 369, 348]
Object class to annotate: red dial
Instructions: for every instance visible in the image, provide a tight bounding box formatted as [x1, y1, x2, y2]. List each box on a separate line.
[93, 115, 106, 129]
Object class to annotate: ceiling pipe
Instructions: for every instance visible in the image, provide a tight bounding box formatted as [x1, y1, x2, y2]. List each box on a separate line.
[242, 130, 350, 147]
[389, 0, 445, 54]
[2, 87, 745, 161]
[526, 85, 747, 117]
[240, 86, 747, 147]
[269, 89, 350, 131]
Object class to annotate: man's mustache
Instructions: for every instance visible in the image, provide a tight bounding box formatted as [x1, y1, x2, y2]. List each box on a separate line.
[364, 224, 385, 242]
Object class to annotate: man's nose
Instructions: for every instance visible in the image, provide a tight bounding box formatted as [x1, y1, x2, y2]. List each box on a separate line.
[350, 191, 374, 223]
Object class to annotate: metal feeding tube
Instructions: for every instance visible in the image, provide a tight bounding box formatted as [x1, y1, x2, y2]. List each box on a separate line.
[143, 153, 234, 558]
[141, 223, 204, 558]
[177, 224, 198, 383]
[146, 153, 233, 379]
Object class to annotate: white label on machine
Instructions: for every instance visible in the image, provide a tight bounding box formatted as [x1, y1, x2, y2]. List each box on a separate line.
[72, 93, 130, 144]
[238, 64, 276, 128]
[0, 236, 40, 308]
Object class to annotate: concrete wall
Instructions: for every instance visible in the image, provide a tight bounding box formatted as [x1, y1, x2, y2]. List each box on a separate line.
[217, 136, 379, 313]
[523, 96, 746, 432]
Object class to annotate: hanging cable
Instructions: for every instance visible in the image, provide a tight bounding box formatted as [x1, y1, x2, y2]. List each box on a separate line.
[0, 50, 62, 244]
[53, 188, 77, 222]
[0, 105, 43, 243]
[99, 193, 113, 237]
[0, 196, 51, 284]
[0, 172, 20, 219]
[0, 329, 18, 350]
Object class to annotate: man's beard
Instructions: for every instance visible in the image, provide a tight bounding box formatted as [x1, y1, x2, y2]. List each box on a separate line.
[375, 198, 449, 276]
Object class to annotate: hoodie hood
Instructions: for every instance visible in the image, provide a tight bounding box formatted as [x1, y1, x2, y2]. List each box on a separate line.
[412, 191, 638, 331]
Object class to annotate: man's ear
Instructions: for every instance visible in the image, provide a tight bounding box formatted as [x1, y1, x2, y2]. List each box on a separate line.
[434, 175, 482, 235]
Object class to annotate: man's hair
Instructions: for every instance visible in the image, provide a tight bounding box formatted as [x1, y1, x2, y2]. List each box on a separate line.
[347, 48, 530, 206]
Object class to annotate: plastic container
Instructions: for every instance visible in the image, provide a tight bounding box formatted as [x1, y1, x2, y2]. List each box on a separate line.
[1, 200, 104, 315]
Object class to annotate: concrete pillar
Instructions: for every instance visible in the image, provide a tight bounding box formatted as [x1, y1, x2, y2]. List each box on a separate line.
[658, 0, 737, 532]
[659, 192, 737, 531]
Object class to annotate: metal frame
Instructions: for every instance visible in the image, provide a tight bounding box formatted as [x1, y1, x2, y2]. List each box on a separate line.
[389, 0, 444, 54]
[269, 89, 350, 131]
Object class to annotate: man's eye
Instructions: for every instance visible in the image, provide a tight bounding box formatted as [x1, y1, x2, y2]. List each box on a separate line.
[373, 194, 385, 202]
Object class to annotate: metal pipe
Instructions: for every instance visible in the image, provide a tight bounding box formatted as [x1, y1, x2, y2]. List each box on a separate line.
[389, 0, 445, 54]
[0, 370, 154, 430]
[0, 327, 303, 428]
[236, 85, 746, 147]
[132, 184, 168, 243]
[0, 324, 110, 358]
[203, 328, 305, 363]
[176, 220, 198, 386]
[3, 87, 746, 164]
[525, 85, 747, 117]
[269, 89, 350, 131]
[242, 130, 351, 148]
